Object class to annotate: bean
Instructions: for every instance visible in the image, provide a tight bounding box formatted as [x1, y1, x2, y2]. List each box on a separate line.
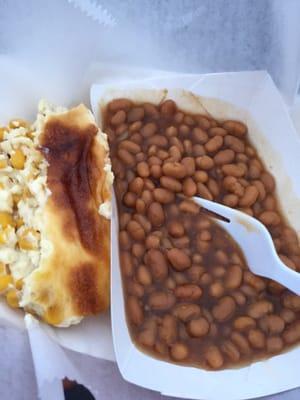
[138, 319, 157, 347]
[167, 248, 191, 271]
[170, 342, 189, 361]
[127, 296, 143, 325]
[233, 316, 256, 331]
[212, 296, 236, 322]
[172, 303, 201, 322]
[168, 221, 185, 237]
[131, 243, 145, 258]
[187, 265, 205, 282]
[111, 110, 126, 125]
[249, 181, 264, 202]
[231, 331, 251, 354]
[283, 321, 300, 344]
[179, 199, 200, 214]
[131, 132, 143, 144]
[205, 135, 223, 153]
[209, 282, 225, 298]
[221, 340, 240, 362]
[225, 265, 243, 289]
[205, 346, 224, 369]
[215, 249, 229, 264]
[115, 123, 128, 136]
[195, 115, 211, 130]
[187, 317, 210, 337]
[197, 182, 213, 200]
[162, 162, 187, 179]
[223, 176, 244, 197]
[259, 315, 285, 334]
[136, 162, 150, 178]
[266, 337, 283, 353]
[193, 144, 206, 157]
[166, 126, 178, 137]
[223, 194, 239, 207]
[146, 249, 168, 281]
[192, 127, 209, 144]
[159, 315, 178, 344]
[141, 190, 153, 207]
[129, 177, 144, 195]
[136, 265, 152, 286]
[119, 230, 131, 250]
[194, 170, 208, 183]
[148, 291, 176, 310]
[181, 157, 196, 176]
[183, 177, 197, 197]
[282, 294, 300, 311]
[141, 122, 157, 137]
[196, 155, 214, 170]
[261, 172, 275, 192]
[212, 266, 226, 278]
[126, 220, 145, 242]
[143, 103, 159, 118]
[127, 281, 145, 297]
[259, 211, 281, 226]
[179, 124, 190, 137]
[108, 98, 132, 112]
[243, 271, 266, 291]
[280, 308, 296, 324]
[214, 149, 235, 165]
[209, 127, 228, 137]
[175, 284, 203, 301]
[160, 99, 177, 115]
[120, 251, 134, 276]
[127, 106, 145, 122]
[145, 234, 160, 249]
[222, 164, 245, 177]
[148, 135, 168, 147]
[222, 120, 247, 137]
[119, 140, 141, 154]
[150, 165, 162, 179]
[153, 188, 175, 204]
[224, 135, 245, 152]
[118, 148, 135, 167]
[248, 329, 265, 349]
[169, 145, 182, 161]
[160, 176, 182, 192]
[239, 185, 259, 207]
[129, 120, 142, 132]
[170, 137, 184, 152]
[247, 300, 273, 319]
[207, 178, 219, 197]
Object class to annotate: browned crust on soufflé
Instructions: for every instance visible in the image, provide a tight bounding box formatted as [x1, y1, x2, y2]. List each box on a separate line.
[24, 105, 111, 326]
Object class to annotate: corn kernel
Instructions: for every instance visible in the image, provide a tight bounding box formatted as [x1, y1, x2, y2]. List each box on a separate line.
[15, 279, 23, 290]
[18, 228, 40, 250]
[44, 307, 62, 326]
[26, 130, 35, 140]
[10, 149, 25, 170]
[0, 183, 4, 190]
[0, 160, 7, 169]
[0, 275, 13, 292]
[0, 127, 8, 141]
[0, 263, 6, 275]
[16, 218, 24, 228]
[0, 231, 6, 245]
[9, 119, 29, 129]
[12, 194, 21, 206]
[0, 212, 13, 228]
[6, 289, 19, 308]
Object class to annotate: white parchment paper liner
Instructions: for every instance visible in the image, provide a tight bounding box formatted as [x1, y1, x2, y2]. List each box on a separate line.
[90, 70, 300, 400]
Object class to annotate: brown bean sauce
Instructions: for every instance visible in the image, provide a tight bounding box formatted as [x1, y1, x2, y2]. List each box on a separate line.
[104, 98, 300, 370]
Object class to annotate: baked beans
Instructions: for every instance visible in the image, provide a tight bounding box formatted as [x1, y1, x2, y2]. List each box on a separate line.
[105, 98, 300, 370]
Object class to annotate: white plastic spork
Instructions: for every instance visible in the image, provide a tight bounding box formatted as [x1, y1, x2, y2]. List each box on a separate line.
[193, 197, 300, 295]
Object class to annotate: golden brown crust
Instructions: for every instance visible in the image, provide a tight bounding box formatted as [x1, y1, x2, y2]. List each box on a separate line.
[23, 105, 111, 325]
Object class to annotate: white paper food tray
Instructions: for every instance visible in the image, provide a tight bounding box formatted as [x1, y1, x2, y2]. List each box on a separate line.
[90, 71, 300, 400]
